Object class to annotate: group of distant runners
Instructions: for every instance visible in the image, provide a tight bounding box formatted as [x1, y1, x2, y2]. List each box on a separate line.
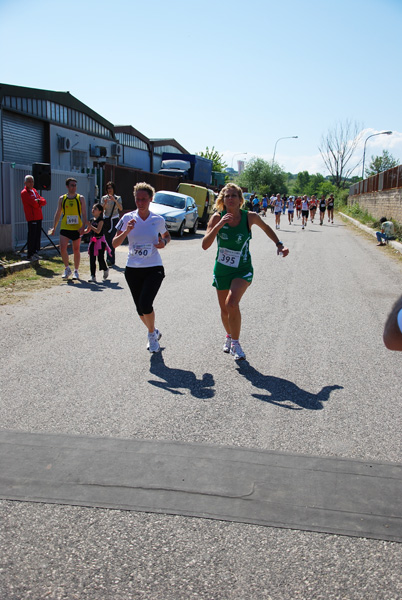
[247, 193, 335, 229]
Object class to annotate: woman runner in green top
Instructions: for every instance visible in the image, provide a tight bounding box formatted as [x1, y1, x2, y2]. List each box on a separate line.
[202, 183, 289, 360]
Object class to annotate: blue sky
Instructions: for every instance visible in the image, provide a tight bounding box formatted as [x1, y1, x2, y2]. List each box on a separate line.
[1, 0, 401, 175]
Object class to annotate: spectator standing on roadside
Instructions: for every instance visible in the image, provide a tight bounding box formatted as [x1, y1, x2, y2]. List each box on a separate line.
[252, 195, 260, 213]
[21, 175, 47, 261]
[84, 203, 110, 283]
[49, 177, 87, 280]
[101, 181, 123, 266]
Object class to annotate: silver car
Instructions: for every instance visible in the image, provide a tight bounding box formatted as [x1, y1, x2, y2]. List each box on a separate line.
[151, 191, 199, 236]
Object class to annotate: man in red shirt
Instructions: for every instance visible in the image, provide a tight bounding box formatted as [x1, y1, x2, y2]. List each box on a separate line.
[21, 175, 47, 260]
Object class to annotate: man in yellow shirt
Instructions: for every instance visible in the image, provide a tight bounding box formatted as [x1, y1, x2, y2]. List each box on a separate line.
[50, 178, 87, 280]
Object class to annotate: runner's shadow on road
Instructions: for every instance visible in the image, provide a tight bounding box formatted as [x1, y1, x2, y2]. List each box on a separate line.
[149, 351, 215, 399]
[109, 265, 125, 273]
[237, 361, 343, 410]
[65, 280, 123, 292]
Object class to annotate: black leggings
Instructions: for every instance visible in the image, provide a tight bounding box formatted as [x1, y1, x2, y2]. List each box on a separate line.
[89, 242, 107, 276]
[125, 266, 165, 316]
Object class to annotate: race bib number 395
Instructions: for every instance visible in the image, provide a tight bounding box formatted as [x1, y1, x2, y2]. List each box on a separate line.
[217, 247, 241, 268]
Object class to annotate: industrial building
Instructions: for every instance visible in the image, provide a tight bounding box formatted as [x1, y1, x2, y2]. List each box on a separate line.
[0, 83, 188, 250]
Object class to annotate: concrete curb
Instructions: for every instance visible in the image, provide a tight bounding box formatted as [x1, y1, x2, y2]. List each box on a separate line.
[0, 258, 38, 278]
[339, 212, 402, 254]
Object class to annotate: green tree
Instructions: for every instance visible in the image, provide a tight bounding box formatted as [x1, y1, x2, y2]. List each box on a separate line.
[197, 146, 227, 173]
[236, 158, 287, 196]
[290, 170, 336, 197]
[293, 171, 311, 195]
[365, 150, 399, 177]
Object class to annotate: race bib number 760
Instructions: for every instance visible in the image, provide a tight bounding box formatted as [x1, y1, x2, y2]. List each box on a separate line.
[129, 243, 153, 258]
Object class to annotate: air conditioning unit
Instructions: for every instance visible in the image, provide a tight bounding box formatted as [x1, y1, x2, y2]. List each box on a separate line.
[58, 137, 71, 152]
[111, 144, 122, 157]
[90, 144, 101, 157]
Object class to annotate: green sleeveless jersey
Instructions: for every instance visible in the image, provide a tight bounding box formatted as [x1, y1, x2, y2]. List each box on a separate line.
[214, 209, 252, 276]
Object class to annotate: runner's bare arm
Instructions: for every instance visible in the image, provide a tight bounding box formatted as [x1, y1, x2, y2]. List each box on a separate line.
[247, 212, 289, 256]
[49, 197, 63, 234]
[202, 213, 232, 250]
[383, 295, 402, 351]
[79, 195, 88, 233]
[154, 231, 171, 249]
[113, 219, 135, 248]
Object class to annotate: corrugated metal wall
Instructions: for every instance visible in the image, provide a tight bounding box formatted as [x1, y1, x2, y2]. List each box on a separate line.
[349, 165, 402, 196]
[2, 111, 45, 165]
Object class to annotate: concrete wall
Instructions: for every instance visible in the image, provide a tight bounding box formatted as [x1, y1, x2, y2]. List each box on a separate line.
[348, 188, 402, 223]
[0, 225, 12, 251]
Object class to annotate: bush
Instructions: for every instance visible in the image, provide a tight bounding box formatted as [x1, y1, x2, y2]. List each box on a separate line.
[334, 189, 349, 208]
[341, 202, 376, 225]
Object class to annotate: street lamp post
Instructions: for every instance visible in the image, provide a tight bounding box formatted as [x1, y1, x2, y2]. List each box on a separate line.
[272, 136, 298, 164]
[361, 131, 392, 179]
[231, 152, 247, 170]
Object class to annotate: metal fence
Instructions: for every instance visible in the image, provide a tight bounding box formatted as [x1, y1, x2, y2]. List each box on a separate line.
[349, 164, 402, 196]
[0, 162, 96, 249]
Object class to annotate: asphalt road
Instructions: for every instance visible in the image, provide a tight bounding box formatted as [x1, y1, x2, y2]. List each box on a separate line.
[1, 212, 401, 599]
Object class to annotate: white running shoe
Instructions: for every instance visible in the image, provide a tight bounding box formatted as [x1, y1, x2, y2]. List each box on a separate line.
[223, 335, 232, 353]
[72, 269, 79, 280]
[88, 275, 97, 283]
[103, 268, 109, 281]
[61, 266, 72, 279]
[147, 328, 162, 353]
[230, 340, 246, 360]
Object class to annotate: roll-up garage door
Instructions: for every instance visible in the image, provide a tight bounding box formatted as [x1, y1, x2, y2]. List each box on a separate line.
[2, 111, 45, 164]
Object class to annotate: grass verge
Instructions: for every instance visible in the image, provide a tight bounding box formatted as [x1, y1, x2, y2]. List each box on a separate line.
[0, 253, 90, 305]
[338, 202, 402, 241]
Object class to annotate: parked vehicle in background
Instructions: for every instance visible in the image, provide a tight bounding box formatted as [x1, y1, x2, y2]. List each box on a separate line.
[158, 153, 213, 185]
[178, 183, 215, 227]
[151, 191, 198, 236]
